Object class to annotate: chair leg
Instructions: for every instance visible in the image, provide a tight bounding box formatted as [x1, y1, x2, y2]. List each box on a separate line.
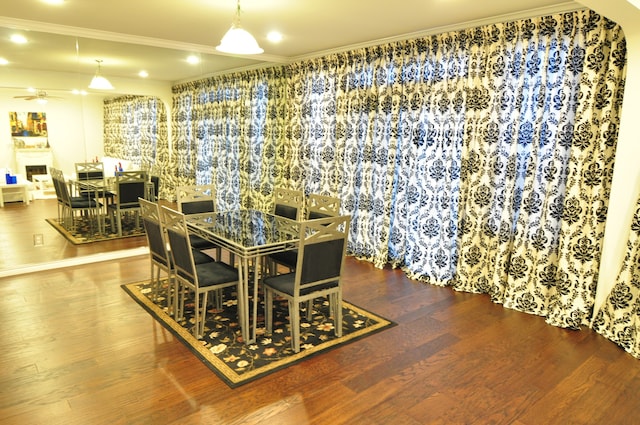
[265, 289, 273, 334]
[176, 281, 186, 321]
[193, 291, 200, 338]
[332, 292, 342, 337]
[306, 299, 313, 320]
[289, 299, 300, 353]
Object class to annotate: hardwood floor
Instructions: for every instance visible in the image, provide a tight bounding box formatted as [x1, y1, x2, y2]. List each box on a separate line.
[1, 198, 639, 424]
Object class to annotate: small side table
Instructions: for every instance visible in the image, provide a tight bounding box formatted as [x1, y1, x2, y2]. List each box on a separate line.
[0, 180, 31, 207]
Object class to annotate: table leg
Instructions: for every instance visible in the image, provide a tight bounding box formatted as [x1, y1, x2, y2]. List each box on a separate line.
[252, 257, 260, 343]
[236, 257, 251, 344]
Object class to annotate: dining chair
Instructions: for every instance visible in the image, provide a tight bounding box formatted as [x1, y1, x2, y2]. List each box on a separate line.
[272, 187, 305, 221]
[50, 167, 102, 235]
[107, 172, 147, 237]
[176, 184, 221, 259]
[263, 214, 351, 353]
[265, 187, 306, 273]
[306, 193, 341, 219]
[269, 192, 343, 274]
[160, 205, 240, 338]
[139, 198, 215, 317]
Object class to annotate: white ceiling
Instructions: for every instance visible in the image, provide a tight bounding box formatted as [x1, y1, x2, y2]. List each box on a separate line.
[0, 0, 582, 92]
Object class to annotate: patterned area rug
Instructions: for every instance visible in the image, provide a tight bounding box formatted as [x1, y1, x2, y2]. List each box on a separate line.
[46, 215, 146, 244]
[122, 279, 395, 388]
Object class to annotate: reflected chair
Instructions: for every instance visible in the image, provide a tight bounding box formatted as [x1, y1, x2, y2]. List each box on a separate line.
[75, 161, 114, 213]
[139, 198, 215, 317]
[50, 167, 102, 235]
[107, 172, 147, 237]
[177, 184, 221, 259]
[160, 205, 240, 338]
[263, 215, 351, 353]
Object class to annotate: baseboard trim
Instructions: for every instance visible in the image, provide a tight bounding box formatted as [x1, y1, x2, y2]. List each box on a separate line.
[0, 247, 149, 278]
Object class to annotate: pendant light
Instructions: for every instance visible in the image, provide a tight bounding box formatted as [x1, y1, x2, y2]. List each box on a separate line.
[216, 0, 263, 55]
[89, 59, 114, 90]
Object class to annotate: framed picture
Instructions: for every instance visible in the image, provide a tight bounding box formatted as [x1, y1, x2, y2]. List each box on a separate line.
[10, 111, 47, 137]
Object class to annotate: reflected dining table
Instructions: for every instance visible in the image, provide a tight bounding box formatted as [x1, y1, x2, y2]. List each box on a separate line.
[69, 176, 154, 236]
[185, 209, 300, 344]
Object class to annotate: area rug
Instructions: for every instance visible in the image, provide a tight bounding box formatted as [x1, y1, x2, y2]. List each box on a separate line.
[46, 215, 146, 244]
[122, 279, 395, 388]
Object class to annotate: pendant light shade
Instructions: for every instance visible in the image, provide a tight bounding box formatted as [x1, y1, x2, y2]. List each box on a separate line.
[89, 59, 114, 90]
[216, 0, 263, 55]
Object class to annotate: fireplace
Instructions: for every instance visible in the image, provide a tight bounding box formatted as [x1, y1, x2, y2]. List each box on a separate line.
[15, 148, 53, 180]
[25, 165, 48, 182]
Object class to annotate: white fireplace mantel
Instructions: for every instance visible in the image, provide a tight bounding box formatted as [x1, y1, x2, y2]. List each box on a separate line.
[15, 148, 54, 177]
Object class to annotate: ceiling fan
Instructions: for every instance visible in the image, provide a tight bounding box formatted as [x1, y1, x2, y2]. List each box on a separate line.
[13, 90, 63, 103]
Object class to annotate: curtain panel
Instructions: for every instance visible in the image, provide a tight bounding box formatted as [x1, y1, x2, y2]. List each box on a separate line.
[165, 10, 626, 332]
[170, 67, 289, 208]
[593, 201, 640, 359]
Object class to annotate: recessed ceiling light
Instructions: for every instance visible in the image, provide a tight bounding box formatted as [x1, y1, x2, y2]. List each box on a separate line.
[42, 0, 65, 5]
[267, 31, 283, 43]
[138, 70, 149, 78]
[628, 0, 640, 8]
[27, 87, 36, 93]
[187, 55, 200, 65]
[72, 89, 88, 96]
[0, 58, 8, 65]
[10, 34, 27, 44]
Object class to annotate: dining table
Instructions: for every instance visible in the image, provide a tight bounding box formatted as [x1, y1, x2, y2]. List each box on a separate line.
[185, 209, 300, 344]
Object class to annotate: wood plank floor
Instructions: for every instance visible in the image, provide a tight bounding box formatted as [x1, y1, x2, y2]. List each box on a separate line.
[1, 198, 639, 424]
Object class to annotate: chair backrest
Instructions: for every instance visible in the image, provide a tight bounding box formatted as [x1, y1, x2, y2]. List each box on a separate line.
[116, 170, 149, 181]
[294, 215, 350, 295]
[50, 167, 71, 206]
[139, 198, 170, 267]
[177, 184, 216, 215]
[160, 205, 197, 285]
[306, 193, 341, 220]
[114, 173, 146, 206]
[75, 162, 105, 180]
[273, 187, 304, 221]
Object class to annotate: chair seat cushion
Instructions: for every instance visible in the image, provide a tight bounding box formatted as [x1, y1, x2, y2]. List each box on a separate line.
[189, 234, 219, 250]
[268, 249, 298, 269]
[108, 203, 139, 211]
[69, 197, 100, 208]
[195, 261, 238, 287]
[192, 249, 215, 265]
[263, 273, 339, 297]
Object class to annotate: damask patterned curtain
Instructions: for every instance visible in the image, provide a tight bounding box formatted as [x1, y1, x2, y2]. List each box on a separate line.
[285, 10, 626, 328]
[103, 95, 169, 196]
[170, 67, 289, 207]
[593, 201, 640, 359]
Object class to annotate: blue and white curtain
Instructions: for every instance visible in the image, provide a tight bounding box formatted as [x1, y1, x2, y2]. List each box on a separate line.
[166, 10, 626, 332]
[285, 10, 626, 329]
[593, 201, 640, 359]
